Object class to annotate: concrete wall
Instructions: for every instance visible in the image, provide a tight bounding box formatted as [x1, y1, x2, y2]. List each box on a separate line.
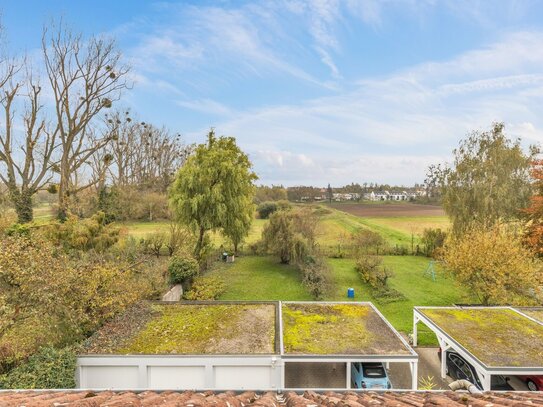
[76, 356, 282, 390]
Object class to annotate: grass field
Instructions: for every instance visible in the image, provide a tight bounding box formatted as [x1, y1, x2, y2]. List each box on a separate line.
[325, 256, 471, 344]
[209, 256, 312, 301]
[120, 219, 267, 246]
[205, 254, 470, 345]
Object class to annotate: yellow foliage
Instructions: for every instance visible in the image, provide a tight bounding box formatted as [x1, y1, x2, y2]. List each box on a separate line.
[443, 225, 541, 305]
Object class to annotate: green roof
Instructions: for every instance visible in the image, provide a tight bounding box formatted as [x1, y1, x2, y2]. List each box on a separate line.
[515, 307, 543, 324]
[84, 302, 277, 355]
[281, 303, 411, 355]
[419, 307, 543, 367]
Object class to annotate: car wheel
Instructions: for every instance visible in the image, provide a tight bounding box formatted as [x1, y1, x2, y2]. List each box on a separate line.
[527, 380, 538, 391]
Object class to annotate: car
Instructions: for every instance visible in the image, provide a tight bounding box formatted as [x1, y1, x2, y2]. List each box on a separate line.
[351, 362, 392, 389]
[439, 349, 514, 391]
[519, 376, 543, 391]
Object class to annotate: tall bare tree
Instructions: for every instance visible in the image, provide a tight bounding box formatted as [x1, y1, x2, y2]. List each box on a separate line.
[106, 110, 189, 192]
[0, 50, 57, 222]
[42, 24, 130, 220]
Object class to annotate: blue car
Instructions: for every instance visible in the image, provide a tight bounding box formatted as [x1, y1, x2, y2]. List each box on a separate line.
[351, 362, 392, 389]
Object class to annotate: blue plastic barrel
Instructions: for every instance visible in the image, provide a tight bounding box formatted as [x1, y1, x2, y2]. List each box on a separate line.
[347, 287, 355, 298]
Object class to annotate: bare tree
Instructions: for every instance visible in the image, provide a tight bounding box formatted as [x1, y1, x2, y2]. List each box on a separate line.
[42, 23, 130, 220]
[0, 51, 57, 222]
[106, 110, 189, 192]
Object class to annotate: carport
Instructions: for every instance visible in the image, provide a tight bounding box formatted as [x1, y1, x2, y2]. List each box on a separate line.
[413, 306, 543, 391]
[281, 302, 418, 390]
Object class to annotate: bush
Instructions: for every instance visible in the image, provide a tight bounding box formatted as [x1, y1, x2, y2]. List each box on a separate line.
[257, 201, 278, 219]
[421, 228, 447, 257]
[47, 211, 119, 252]
[355, 254, 392, 288]
[0, 346, 77, 389]
[141, 233, 165, 257]
[4, 223, 32, 236]
[0, 233, 164, 370]
[184, 275, 226, 300]
[168, 255, 199, 285]
[299, 256, 331, 300]
[352, 229, 386, 255]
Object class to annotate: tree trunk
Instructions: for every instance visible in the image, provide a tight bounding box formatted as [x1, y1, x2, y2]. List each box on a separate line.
[57, 164, 70, 222]
[11, 188, 34, 223]
[195, 226, 206, 259]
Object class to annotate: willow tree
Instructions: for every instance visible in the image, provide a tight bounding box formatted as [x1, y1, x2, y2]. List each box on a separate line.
[432, 123, 535, 236]
[169, 130, 257, 259]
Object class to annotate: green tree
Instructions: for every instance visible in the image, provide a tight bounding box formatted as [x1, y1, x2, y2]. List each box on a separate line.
[169, 130, 257, 258]
[442, 225, 540, 305]
[432, 123, 535, 235]
[261, 208, 316, 264]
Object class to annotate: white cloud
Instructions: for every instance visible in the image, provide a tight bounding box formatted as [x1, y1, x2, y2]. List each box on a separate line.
[201, 31, 543, 185]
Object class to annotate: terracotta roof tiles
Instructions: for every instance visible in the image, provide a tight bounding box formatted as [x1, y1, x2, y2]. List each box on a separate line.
[0, 390, 542, 407]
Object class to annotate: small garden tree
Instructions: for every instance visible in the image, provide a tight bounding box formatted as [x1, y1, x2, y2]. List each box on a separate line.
[261, 208, 316, 264]
[442, 225, 541, 305]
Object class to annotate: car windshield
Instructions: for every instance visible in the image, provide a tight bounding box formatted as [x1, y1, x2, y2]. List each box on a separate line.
[363, 365, 386, 378]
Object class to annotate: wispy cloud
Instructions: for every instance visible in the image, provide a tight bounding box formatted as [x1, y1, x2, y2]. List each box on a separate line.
[200, 30, 543, 185]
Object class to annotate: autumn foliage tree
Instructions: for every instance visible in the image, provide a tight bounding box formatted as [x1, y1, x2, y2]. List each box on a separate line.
[524, 159, 543, 255]
[442, 225, 541, 305]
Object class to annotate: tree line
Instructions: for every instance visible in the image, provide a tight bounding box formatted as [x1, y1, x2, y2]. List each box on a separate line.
[0, 22, 189, 223]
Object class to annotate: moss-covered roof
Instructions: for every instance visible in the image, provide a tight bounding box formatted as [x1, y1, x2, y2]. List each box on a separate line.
[281, 303, 412, 355]
[515, 307, 543, 324]
[83, 302, 277, 355]
[419, 307, 543, 368]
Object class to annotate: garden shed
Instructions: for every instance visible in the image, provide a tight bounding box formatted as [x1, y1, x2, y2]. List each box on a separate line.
[76, 301, 418, 390]
[413, 306, 543, 391]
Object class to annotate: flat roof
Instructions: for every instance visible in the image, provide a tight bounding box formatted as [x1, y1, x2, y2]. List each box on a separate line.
[417, 307, 543, 368]
[515, 307, 543, 323]
[281, 302, 413, 356]
[83, 302, 278, 355]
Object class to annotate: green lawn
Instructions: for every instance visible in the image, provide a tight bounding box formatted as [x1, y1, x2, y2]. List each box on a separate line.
[325, 256, 472, 345]
[206, 254, 472, 345]
[208, 256, 312, 301]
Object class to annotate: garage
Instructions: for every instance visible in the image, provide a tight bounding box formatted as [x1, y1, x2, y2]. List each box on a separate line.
[76, 301, 418, 390]
[413, 306, 543, 391]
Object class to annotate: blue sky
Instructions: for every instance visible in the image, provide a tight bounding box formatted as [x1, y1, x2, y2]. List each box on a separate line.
[2, 0, 543, 186]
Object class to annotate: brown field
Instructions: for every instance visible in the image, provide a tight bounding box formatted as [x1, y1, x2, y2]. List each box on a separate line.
[329, 202, 445, 217]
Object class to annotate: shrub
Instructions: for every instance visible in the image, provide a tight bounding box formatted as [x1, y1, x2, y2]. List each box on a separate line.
[168, 255, 199, 285]
[355, 254, 393, 288]
[257, 201, 278, 219]
[184, 275, 226, 300]
[4, 223, 32, 236]
[166, 223, 194, 256]
[421, 228, 447, 257]
[142, 233, 165, 257]
[47, 211, 119, 252]
[0, 233, 163, 370]
[299, 256, 331, 300]
[0, 346, 77, 389]
[352, 229, 386, 255]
